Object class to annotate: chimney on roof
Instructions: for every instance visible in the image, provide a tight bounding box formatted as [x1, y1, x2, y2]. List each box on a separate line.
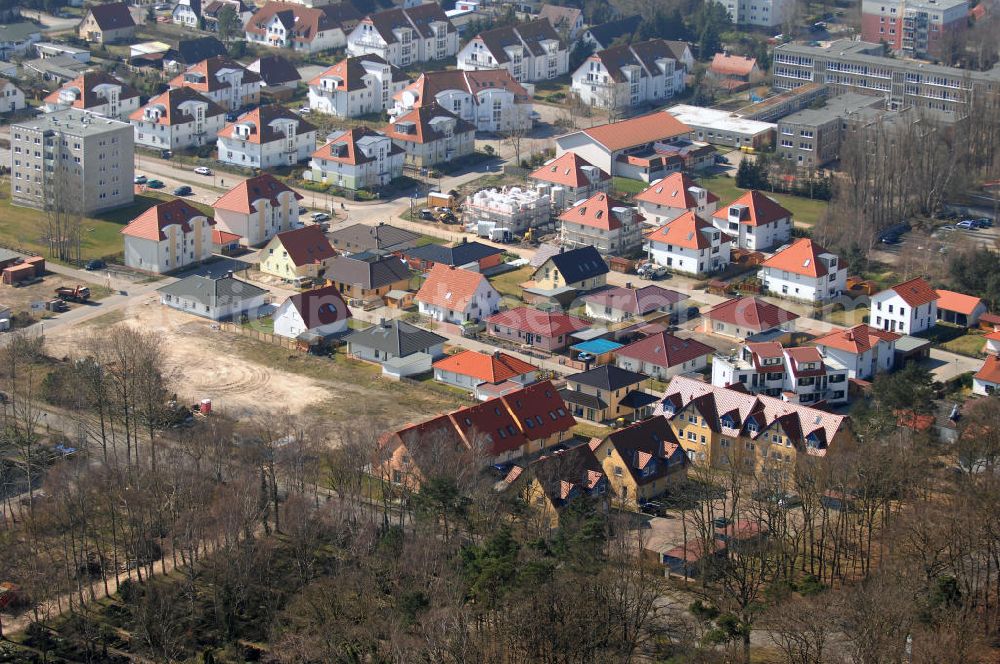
[379, 317, 387, 327]
[625, 282, 632, 289]
[226, 270, 234, 278]
[461, 237, 467, 244]
[845, 330, 853, 341]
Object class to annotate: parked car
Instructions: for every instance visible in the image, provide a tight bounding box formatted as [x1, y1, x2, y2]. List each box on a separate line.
[640, 501, 667, 517]
[194, 166, 212, 176]
[146, 179, 165, 189]
[311, 212, 330, 222]
[298, 206, 308, 215]
[160, 149, 172, 159]
[134, 175, 147, 184]
[84, 259, 106, 271]
[173, 185, 192, 196]
[975, 217, 993, 228]
[419, 208, 435, 220]
[957, 220, 978, 230]
[713, 154, 730, 164]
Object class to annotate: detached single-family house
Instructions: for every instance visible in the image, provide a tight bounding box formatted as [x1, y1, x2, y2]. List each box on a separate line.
[0, 23, 41, 60]
[259, 225, 337, 281]
[79, 2, 136, 43]
[486, 306, 589, 352]
[812, 324, 899, 380]
[402, 239, 504, 272]
[973, 354, 1000, 396]
[711, 190, 793, 251]
[169, 56, 262, 112]
[984, 330, 1000, 355]
[936, 289, 987, 327]
[327, 251, 411, 302]
[580, 15, 641, 50]
[871, 277, 939, 335]
[43, 72, 140, 121]
[345, 319, 447, 377]
[212, 173, 303, 247]
[559, 364, 656, 424]
[383, 102, 476, 167]
[702, 296, 799, 339]
[121, 199, 215, 273]
[329, 221, 421, 254]
[202, 0, 254, 33]
[157, 272, 268, 320]
[0, 78, 25, 113]
[163, 37, 229, 72]
[390, 69, 532, 133]
[244, 1, 362, 53]
[346, 3, 459, 67]
[172, 0, 202, 29]
[559, 192, 645, 255]
[583, 284, 686, 323]
[635, 173, 719, 226]
[538, 4, 584, 40]
[416, 264, 500, 325]
[273, 285, 352, 339]
[614, 332, 714, 381]
[130, 87, 227, 152]
[309, 127, 406, 190]
[217, 105, 318, 169]
[248, 55, 302, 95]
[529, 245, 609, 292]
[759, 238, 847, 302]
[590, 415, 687, 508]
[571, 39, 684, 112]
[433, 349, 538, 398]
[707, 53, 763, 91]
[307, 54, 409, 117]
[457, 19, 568, 83]
[503, 445, 608, 530]
[527, 153, 611, 210]
[644, 211, 731, 276]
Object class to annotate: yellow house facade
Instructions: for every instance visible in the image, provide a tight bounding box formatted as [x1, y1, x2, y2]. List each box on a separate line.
[558, 365, 657, 424]
[530, 245, 609, 292]
[259, 226, 337, 282]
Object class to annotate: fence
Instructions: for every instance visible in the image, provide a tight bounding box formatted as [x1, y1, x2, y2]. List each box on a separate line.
[220, 322, 299, 350]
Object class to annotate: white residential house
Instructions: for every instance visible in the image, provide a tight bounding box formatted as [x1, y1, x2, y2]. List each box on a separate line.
[571, 39, 683, 111]
[273, 285, 353, 339]
[383, 102, 476, 167]
[538, 4, 585, 41]
[432, 349, 538, 399]
[307, 54, 409, 117]
[635, 172, 719, 226]
[169, 56, 262, 112]
[559, 192, 644, 255]
[456, 19, 568, 83]
[129, 87, 227, 151]
[157, 273, 268, 321]
[974, 355, 1000, 396]
[711, 190, 793, 251]
[216, 105, 318, 169]
[870, 277, 939, 335]
[644, 212, 730, 276]
[212, 173, 304, 247]
[244, 1, 362, 53]
[346, 3, 459, 67]
[0, 78, 25, 113]
[309, 127, 406, 190]
[416, 263, 501, 324]
[759, 238, 847, 303]
[172, 0, 201, 28]
[527, 152, 611, 210]
[583, 285, 687, 323]
[712, 0, 793, 27]
[121, 199, 215, 273]
[711, 342, 850, 405]
[391, 69, 532, 133]
[812, 324, 899, 380]
[42, 72, 141, 121]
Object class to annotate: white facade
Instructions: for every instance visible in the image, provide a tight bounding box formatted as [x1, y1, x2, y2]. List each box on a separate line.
[713, 0, 792, 27]
[217, 117, 317, 169]
[307, 57, 407, 117]
[759, 242, 847, 303]
[44, 83, 139, 121]
[571, 46, 680, 111]
[871, 290, 938, 335]
[245, 14, 348, 53]
[711, 346, 849, 405]
[273, 299, 350, 339]
[815, 336, 896, 380]
[456, 24, 567, 83]
[637, 184, 717, 226]
[214, 189, 301, 247]
[712, 203, 792, 251]
[615, 353, 707, 381]
[392, 79, 531, 133]
[0, 80, 25, 113]
[123, 217, 214, 274]
[309, 131, 405, 190]
[172, 0, 200, 28]
[646, 234, 730, 276]
[132, 96, 226, 151]
[465, 186, 551, 234]
[346, 12, 458, 67]
[417, 279, 500, 324]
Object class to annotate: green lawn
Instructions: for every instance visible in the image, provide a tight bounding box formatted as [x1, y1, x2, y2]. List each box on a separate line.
[489, 265, 533, 300]
[243, 316, 274, 334]
[940, 332, 987, 357]
[826, 305, 870, 327]
[699, 174, 829, 227]
[612, 177, 647, 196]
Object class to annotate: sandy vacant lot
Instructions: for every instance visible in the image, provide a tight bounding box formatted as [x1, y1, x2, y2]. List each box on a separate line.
[45, 294, 467, 426]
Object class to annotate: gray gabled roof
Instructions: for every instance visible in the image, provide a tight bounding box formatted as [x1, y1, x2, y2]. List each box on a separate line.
[567, 364, 648, 391]
[157, 274, 267, 306]
[329, 222, 421, 253]
[327, 252, 410, 289]
[345, 319, 446, 357]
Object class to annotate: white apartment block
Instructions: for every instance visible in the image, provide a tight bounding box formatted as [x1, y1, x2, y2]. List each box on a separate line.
[457, 19, 568, 83]
[346, 3, 458, 68]
[712, 342, 850, 406]
[169, 56, 261, 112]
[10, 109, 134, 215]
[383, 103, 477, 167]
[42, 72, 140, 121]
[212, 173, 303, 247]
[216, 106, 318, 169]
[571, 39, 682, 111]
[307, 55, 408, 117]
[870, 277, 939, 335]
[121, 199, 215, 273]
[559, 192, 644, 255]
[130, 87, 227, 152]
[711, 190, 793, 251]
[391, 69, 532, 133]
[759, 238, 847, 303]
[466, 186, 552, 235]
[813, 325, 898, 380]
[635, 172, 719, 226]
[244, 1, 361, 54]
[309, 127, 405, 190]
[713, 0, 792, 27]
[644, 212, 730, 276]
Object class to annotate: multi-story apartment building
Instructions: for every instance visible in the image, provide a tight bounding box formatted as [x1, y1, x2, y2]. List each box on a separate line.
[42, 72, 141, 121]
[527, 153, 611, 211]
[130, 87, 227, 152]
[308, 127, 405, 190]
[644, 212, 730, 276]
[244, 1, 361, 53]
[383, 102, 476, 167]
[457, 19, 567, 83]
[391, 69, 532, 133]
[346, 3, 458, 68]
[711, 190, 793, 251]
[870, 276, 939, 335]
[216, 105, 318, 169]
[711, 341, 850, 405]
[759, 238, 847, 303]
[121, 199, 215, 273]
[212, 173, 303, 247]
[169, 56, 262, 112]
[653, 375, 852, 471]
[571, 39, 683, 111]
[10, 109, 134, 215]
[712, 0, 793, 27]
[635, 172, 719, 225]
[465, 186, 551, 235]
[771, 39, 1000, 120]
[307, 55, 408, 117]
[812, 324, 899, 380]
[861, 0, 968, 58]
[559, 192, 644, 255]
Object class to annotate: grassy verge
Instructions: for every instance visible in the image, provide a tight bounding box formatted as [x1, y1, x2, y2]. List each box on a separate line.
[612, 177, 647, 196]
[699, 174, 829, 227]
[938, 331, 986, 357]
[489, 265, 533, 300]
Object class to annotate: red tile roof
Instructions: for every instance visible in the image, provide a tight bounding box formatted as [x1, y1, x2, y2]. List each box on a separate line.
[487, 306, 589, 338]
[307, 53, 403, 89]
[213, 173, 302, 214]
[528, 152, 609, 188]
[975, 354, 1000, 385]
[433, 350, 537, 383]
[451, 397, 528, 456]
[312, 126, 404, 165]
[784, 346, 824, 371]
[615, 331, 713, 369]
[713, 190, 791, 227]
[212, 228, 241, 245]
[812, 324, 899, 354]
[635, 172, 718, 210]
[705, 297, 799, 332]
[558, 192, 642, 230]
[761, 238, 838, 278]
[583, 285, 686, 315]
[885, 277, 938, 308]
[217, 105, 316, 145]
[383, 102, 476, 145]
[45, 72, 139, 110]
[121, 199, 213, 241]
[415, 263, 494, 312]
[284, 284, 351, 329]
[500, 380, 576, 442]
[934, 289, 983, 316]
[397, 69, 531, 107]
[580, 111, 691, 152]
[644, 211, 720, 250]
[710, 53, 758, 77]
[129, 86, 225, 125]
[271, 225, 336, 267]
[245, 1, 361, 45]
[169, 56, 260, 94]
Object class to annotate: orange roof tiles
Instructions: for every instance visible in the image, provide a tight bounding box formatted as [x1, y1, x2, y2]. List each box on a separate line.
[415, 263, 494, 311]
[121, 199, 213, 241]
[217, 105, 316, 145]
[635, 172, 719, 210]
[975, 354, 1000, 385]
[885, 277, 939, 307]
[713, 190, 792, 227]
[169, 56, 260, 93]
[934, 289, 983, 316]
[433, 349, 537, 384]
[44, 71, 139, 110]
[581, 111, 691, 152]
[312, 126, 404, 165]
[615, 331, 713, 369]
[705, 296, 799, 332]
[761, 238, 837, 278]
[213, 173, 302, 214]
[487, 306, 589, 338]
[812, 324, 899, 354]
[558, 192, 642, 230]
[528, 152, 609, 188]
[710, 53, 758, 77]
[383, 102, 476, 145]
[644, 211, 719, 250]
[128, 86, 225, 125]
